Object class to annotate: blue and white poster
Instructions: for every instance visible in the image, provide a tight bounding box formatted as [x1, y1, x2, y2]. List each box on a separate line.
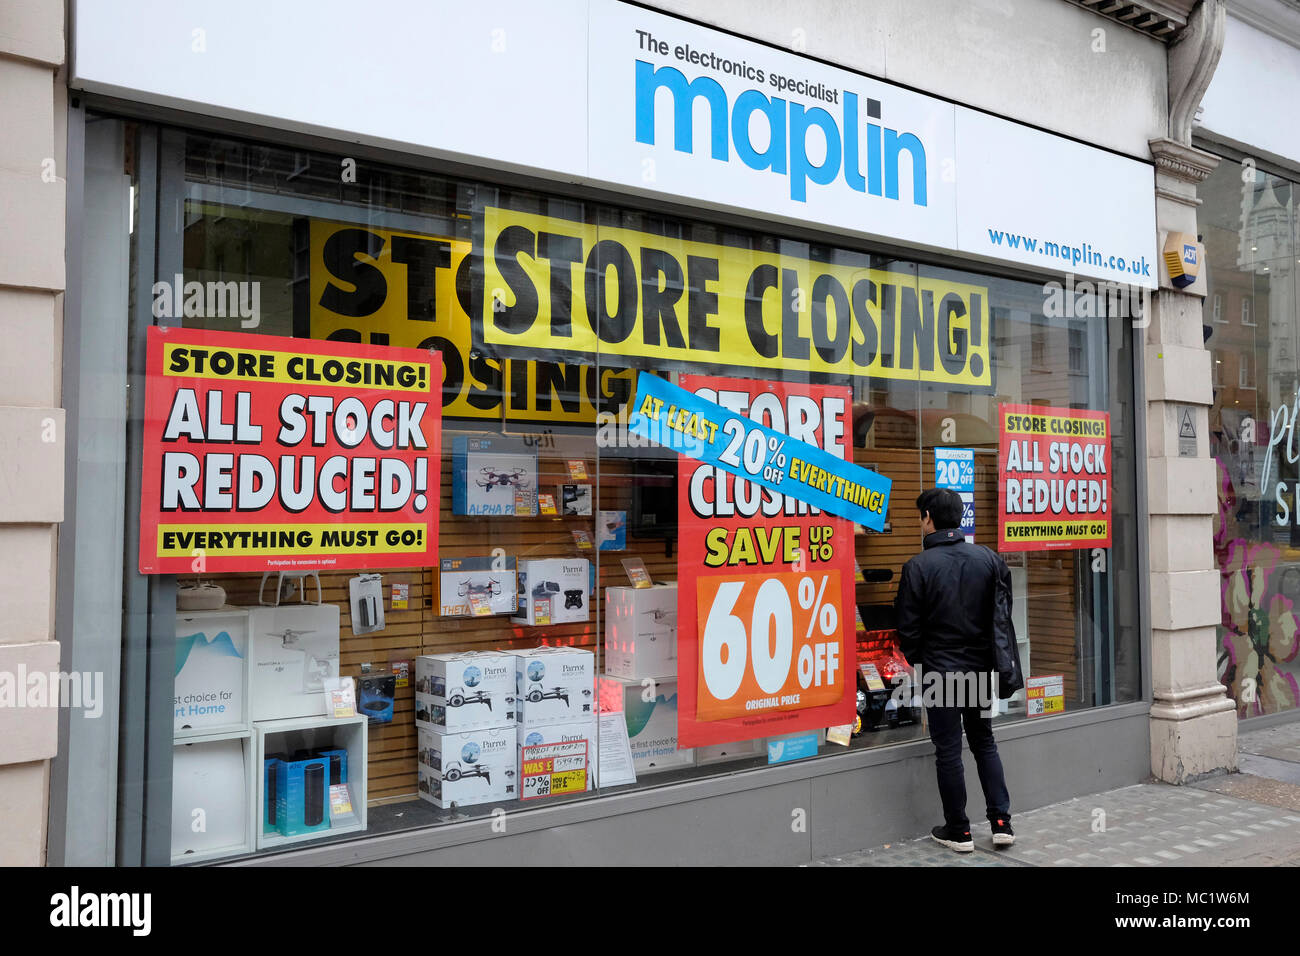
[935, 447, 976, 543]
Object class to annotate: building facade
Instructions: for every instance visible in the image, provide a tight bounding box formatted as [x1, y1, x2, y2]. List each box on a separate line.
[0, 0, 1258, 866]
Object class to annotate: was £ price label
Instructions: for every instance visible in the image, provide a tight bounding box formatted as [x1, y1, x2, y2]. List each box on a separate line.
[695, 570, 845, 721]
[520, 741, 588, 800]
[1026, 675, 1065, 717]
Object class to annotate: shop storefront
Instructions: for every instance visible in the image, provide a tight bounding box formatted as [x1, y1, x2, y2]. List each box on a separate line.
[1196, 2, 1300, 724]
[52, 0, 1174, 865]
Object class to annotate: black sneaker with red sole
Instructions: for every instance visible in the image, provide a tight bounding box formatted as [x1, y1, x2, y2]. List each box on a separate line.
[991, 817, 1015, 847]
[931, 824, 973, 853]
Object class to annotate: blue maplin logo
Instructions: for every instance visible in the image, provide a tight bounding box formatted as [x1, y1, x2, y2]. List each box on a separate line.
[634, 60, 928, 206]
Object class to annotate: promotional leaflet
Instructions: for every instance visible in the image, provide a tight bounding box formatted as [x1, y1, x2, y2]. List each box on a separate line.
[997, 403, 1111, 551]
[934, 447, 976, 542]
[138, 327, 440, 574]
[669, 375, 860, 747]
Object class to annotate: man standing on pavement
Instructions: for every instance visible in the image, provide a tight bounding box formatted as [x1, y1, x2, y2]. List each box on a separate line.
[895, 487, 1019, 853]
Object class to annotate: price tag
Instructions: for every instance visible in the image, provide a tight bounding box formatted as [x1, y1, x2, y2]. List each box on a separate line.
[514, 488, 535, 516]
[390, 582, 409, 610]
[1026, 675, 1065, 717]
[390, 660, 410, 689]
[538, 493, 557, 516]
[532, 597, 551, 626]
[826, 724, 853, 747]
[859, 662, 885, 692]
[695, 570, 844, 721]
[520, 741, 588, 800]
[622, 557, 652, 588]
[324, 677, 356, 718]
[567, 460, 589, 481]
[572, 529, 593, 550]
[467, 591, 494, 616]
[328, 783, 353, 816]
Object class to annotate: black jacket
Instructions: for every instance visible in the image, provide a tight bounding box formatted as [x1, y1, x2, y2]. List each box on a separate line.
[894, 529, 1019, 690]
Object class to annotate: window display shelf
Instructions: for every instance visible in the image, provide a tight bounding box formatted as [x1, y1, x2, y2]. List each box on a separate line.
[254, 714, 368, 851]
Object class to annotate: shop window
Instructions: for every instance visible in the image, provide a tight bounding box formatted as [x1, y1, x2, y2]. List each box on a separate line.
[1213, 294, 1225, 323]
[101, 125, 1142, 864]
[1242, 296, 1255, 326]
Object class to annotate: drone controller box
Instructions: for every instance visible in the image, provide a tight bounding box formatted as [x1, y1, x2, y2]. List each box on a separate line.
[604, 584, 678, 680]
[598, 675, 695, 772]
[273, 755, 331, 837]
[452, 435, 538, 517]
[416, 725, 516, 808]
[439, 556, 518, 617]
[248, 603, 340, 722]
[518, 718, 597, 792]
[514, 646, 595, 727]
[511, 558, 590, 626]
[415, 651, 517, 733]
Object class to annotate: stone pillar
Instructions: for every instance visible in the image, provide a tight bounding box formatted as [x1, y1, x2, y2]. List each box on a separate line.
[1145, 0, 1235, 783]
[0, 1, 67, 863]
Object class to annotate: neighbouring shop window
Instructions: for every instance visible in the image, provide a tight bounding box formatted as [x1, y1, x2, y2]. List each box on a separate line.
[110, 125, 1141, 863]
[1203, 156, 1300, 718]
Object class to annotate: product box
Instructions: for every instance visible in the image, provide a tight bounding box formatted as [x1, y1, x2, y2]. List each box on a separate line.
[414, 651, 517, 732]
[518, 718, 597, 791]
[604, 584, 678, 680]
[174, 608, 248, 734]
[560, 484, 592, 515]
[598, 675, 694, 772]
[452, 435, 538, 516]
[512, 558, 590, 626]
[695, 735, 765, 765]
[597, 510, 626, 551]
[274, 755, 331, 837]
[514, 647, 595, 727]
[248, 603, 340, 721]
[417, 725, 517, 809]
[312, 748, 348, 786]
[439, 556, 518, 616]
[262, 754, 284, 835]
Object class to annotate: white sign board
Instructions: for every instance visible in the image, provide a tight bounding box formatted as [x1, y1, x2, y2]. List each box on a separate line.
[72, 0, 1157, 286]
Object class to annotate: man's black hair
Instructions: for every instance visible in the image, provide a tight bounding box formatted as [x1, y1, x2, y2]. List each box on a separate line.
[916, 487, 963, 531]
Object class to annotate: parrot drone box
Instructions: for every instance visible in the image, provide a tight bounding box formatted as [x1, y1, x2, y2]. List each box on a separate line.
[604, 584, 678, 680]
[513, 646, 595, 727]
[518, 718, 597, 792]
[417, 725, 516, 808]
[511, 558, 590, 626]
[439, 556, 518, 617]
[415, 651, 517, 733]
[248, 603, 340, 722]
[452, 435, 538, 517]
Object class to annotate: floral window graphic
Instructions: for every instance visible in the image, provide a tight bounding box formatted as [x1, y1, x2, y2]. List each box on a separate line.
[1215, 461, 1300, 716]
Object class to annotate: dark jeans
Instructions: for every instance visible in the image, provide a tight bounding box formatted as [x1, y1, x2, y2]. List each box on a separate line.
[926, 696, 1011, 830]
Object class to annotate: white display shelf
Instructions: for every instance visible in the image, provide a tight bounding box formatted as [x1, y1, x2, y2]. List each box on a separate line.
[254, 714, 368, 850]
[171, 732, 256, 865]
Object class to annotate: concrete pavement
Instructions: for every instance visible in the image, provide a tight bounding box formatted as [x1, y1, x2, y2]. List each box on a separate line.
[809, 720, 1300, 867]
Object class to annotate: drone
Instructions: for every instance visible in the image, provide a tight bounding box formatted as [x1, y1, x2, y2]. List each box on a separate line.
[641, 608, 676, 629]
[532, 581, 561, 598]
[457, 579, 503, 599]
[442, 760, 491, 784]
[524, 683, 569, 706]
[267, 627, 315, 648]
[476, 466, 528, 492]
[446, 686, 493, 710]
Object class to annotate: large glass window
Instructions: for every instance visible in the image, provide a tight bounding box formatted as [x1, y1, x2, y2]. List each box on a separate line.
[1203, 155, 1300, 718]
[101, 123, 1140, 863]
